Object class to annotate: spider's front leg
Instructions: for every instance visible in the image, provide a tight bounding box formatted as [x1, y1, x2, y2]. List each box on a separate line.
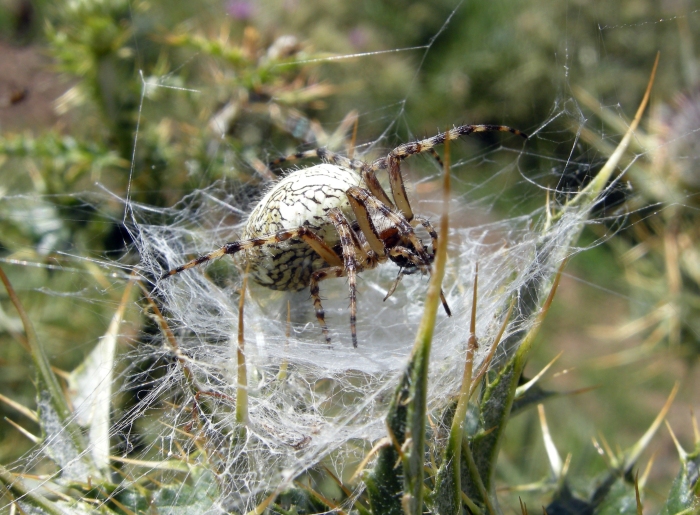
[368, 123, 528, 222]
[385, 246, 452, 316]
[408, 216, 451, 314]
[346, 187, 451, 316]
[413, 216, 438, 256]
[346, 186, 432, 265]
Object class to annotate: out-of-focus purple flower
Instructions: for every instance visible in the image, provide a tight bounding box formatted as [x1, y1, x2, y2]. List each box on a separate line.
[348, 27, 368, 49]
[226, 0, 255, 20]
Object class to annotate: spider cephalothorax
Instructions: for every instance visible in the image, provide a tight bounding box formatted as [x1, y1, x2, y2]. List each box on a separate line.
[162, 124, 527, 347]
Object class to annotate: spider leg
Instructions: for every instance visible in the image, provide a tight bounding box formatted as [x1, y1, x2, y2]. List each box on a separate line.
[327, 208, 365, 348]
[413, 215, 438, 256]
[309, 210, 376, 347]
[269, 147, 366, 173]
[383, 271, 451, 317]
[387, 154, 414, 221]
[309, 266, 344, 346]
[439, 289, 452, 317]
[353, 193, 450, 313]
[387, 246, 452, 317]
[161, 226, 342, 279]
[387, 247, 430, 273]
[347, 186, 447, 311]
[427, 148, 444, 168]
[350, 225, 381, 267]
[411, 216, 451, 315]
[372, 124, 528, 171]
[369, 124, 528, 221]
[346, 190, 387, 259]
[346, 186, 450, 317]
[359, 168, 395, 209]
[383, 268, 406, 302]
[347, 186, 432, 265]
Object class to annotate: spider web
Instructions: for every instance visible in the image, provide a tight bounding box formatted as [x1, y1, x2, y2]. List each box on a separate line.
[1, 1, 699, 513]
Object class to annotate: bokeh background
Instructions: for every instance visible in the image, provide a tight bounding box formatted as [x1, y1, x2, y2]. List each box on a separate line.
[1, 0, 699, 511]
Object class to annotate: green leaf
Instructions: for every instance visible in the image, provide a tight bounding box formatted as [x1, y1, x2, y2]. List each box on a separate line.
[115, 469, 223, 514]
[659, 445, 700, 515]
[593, 475, 640, 515]
[364, 383, 407, 515]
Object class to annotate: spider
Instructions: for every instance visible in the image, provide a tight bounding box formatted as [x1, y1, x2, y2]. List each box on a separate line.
[161, 124, 527, 347]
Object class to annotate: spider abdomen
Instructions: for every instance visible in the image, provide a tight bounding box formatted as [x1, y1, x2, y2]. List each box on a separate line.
[242, 163, 364, 291]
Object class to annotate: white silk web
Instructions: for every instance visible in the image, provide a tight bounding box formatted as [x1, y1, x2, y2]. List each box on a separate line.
[127, 107, 581, 512]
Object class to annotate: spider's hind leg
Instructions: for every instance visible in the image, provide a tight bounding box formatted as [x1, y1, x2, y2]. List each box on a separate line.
[310, 266, 344, 346]
[268, 147, 366, 173]
[161, 226, 342, 280]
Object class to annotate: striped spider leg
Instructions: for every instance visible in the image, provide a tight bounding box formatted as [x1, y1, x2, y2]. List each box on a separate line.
[161, 225, 343, 279]
[271, 124, 527, 223]
[310, 208, 377, 348]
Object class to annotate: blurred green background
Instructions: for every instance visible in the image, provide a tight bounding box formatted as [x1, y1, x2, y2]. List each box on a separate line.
[1, 0, 699, 511]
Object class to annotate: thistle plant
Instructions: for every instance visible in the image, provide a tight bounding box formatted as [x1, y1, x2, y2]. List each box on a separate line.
[1, 1, 699, 514]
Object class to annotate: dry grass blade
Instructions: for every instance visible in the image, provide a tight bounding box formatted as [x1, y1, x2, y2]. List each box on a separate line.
[519, 497, 529, 515]
[664, 420, 686, 460]
[516, 352, 563, 398]
[350, 437, 391, 483]
[470, 297, 515, 399]
[237, 269, 249, 427]
[246, 489, 283, 515]
[277, 300, 291, 381]
[0, 393, 38, 423]
[4, 417, 39, 443]
[294, 480, 348, 515]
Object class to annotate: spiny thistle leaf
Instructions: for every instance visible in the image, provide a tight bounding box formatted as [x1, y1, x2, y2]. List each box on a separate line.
[591, 476, 642, 515]
[659, 438, 700, 515]
[114, 468, 222, 514]
[460, 261, 565, 510]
